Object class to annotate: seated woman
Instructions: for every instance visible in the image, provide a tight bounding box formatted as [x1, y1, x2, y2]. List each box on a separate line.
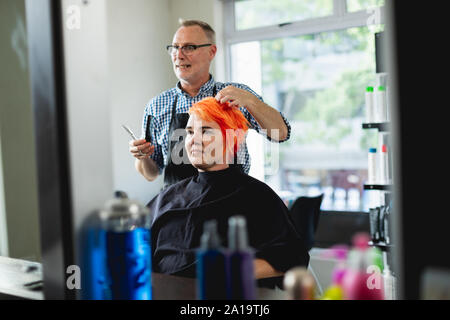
[147, 97, 309, 287]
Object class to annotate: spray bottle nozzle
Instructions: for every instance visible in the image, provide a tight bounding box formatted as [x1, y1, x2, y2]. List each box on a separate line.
[228, 216, 249, 251]
[201, 220, 221, 249]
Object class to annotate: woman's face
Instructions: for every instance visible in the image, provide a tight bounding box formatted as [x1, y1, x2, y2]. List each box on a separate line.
[185, 113, 227, 172]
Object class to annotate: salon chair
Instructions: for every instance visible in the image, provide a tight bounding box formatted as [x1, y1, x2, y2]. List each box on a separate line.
[288, 194, 324, 296]
[289, 194, 324, 251]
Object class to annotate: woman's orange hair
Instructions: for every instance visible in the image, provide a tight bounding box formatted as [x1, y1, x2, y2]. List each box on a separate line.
[188, 97, 249, 158]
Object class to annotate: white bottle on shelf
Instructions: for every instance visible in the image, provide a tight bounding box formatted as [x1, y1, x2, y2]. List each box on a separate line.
[375, 86, 387, 123]
[368, 148, 378, 185]
[382, 254, 396, 300]
[365, 86, 375, 123]
[379, 144, 390, 185]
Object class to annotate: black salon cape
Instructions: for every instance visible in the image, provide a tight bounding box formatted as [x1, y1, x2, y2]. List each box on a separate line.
[147, 167, 310, 288]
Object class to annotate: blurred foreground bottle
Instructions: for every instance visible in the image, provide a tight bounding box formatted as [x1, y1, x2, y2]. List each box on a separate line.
[341, 233, 384, 300]
[283, 267, 316, 300]
[320, 245, 348, 300]
[80, 211, 107, 300]
[228, 216, 256, 300]
[197, 220, 228, 300]
[99, 192, 152, 300]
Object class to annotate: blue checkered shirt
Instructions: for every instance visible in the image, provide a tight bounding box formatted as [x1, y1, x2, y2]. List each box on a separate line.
[140, 75, 291, 174]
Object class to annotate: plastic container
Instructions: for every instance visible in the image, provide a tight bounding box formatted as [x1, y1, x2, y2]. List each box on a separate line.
[228, 216, 256, 300]
[341, 233, 384, 300]
[368, 148, 378, 184]
[365, 86, 375, 123]
[375, 86, 387, 123]
[367, 246, 384, 273]
[80, 212, 107, 300]
[320, 245, 348, 300]
[379, 144, 390, 184]
[382, 253, 396, 300]
[369, 207, 380, 242]
[99, 192, 152, 300]
[196, 220, 228, 300]
[383, 203, 391, 244]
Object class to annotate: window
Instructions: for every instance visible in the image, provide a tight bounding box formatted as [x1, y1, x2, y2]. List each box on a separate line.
[225, 0, 385, 212]
[347, 0, 385, 12]
[234, 0, 334, 30]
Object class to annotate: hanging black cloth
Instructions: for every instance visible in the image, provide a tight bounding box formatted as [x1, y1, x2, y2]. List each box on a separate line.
[148, 167, 310, 289]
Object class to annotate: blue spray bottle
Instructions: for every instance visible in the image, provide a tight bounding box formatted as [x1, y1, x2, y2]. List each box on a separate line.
[99, 192, 152, 300]
[196, 220, 228, 300]
[80, 211, 107, 300]
[228, 216, 256, 300]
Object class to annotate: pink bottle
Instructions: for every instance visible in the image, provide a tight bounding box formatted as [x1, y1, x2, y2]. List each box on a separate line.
[331, 246, 348, 287]
[341, 233, 384, 300]
[321, 245, 349, 287]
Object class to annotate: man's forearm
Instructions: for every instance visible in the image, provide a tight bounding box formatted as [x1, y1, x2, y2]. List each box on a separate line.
[135, 157, 160, 181]
[246, 100, 288, 141]
[215, 86, 288, 141]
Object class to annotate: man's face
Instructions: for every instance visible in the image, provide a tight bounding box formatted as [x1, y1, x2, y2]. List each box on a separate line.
[185, 114, 226, 172]
[171, 26, 216, 84]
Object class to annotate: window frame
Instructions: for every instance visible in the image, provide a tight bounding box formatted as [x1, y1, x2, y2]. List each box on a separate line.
[223, 0, 385, 82]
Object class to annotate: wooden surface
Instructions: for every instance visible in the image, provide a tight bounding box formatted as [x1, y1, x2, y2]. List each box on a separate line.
[0, 256, 286, 300]
[151, 272, 287, 300]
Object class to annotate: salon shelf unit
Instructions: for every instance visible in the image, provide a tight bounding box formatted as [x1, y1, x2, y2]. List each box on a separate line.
[368, 241, 393, 252]
[362, 120, 392, 192]
[362, 114, 393, 253]
[362, 122, 390, 132]
[363, 184, 392, 191]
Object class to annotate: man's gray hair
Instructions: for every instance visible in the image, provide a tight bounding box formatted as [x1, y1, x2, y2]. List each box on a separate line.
[178, 19, 216, 44]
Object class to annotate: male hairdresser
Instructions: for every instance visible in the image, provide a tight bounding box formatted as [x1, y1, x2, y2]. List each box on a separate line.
[129, 19, 291, 187]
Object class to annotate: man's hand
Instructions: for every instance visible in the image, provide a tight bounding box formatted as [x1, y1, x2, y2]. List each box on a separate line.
[215, 85, 257, 110]
[129, 139, 155, 160]
[215, 85, 289, 141]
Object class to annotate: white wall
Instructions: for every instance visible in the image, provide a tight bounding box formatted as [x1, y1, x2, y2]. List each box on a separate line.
[62, 0, 114, 271]
[109, 0, 226, 205]
[108, 0, 174, 205]
[169, 0, 226, 80]
[62, 0, 225, 236]
[0, 139, 7, 257]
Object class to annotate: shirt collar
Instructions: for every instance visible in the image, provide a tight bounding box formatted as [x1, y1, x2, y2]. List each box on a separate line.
[196, 166, 241, 185]
[198, 74, 215, 95]
[175, 74, 216, 97]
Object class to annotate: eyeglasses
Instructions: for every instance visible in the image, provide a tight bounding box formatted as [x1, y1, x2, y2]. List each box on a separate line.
[166, 44, 212, 56]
